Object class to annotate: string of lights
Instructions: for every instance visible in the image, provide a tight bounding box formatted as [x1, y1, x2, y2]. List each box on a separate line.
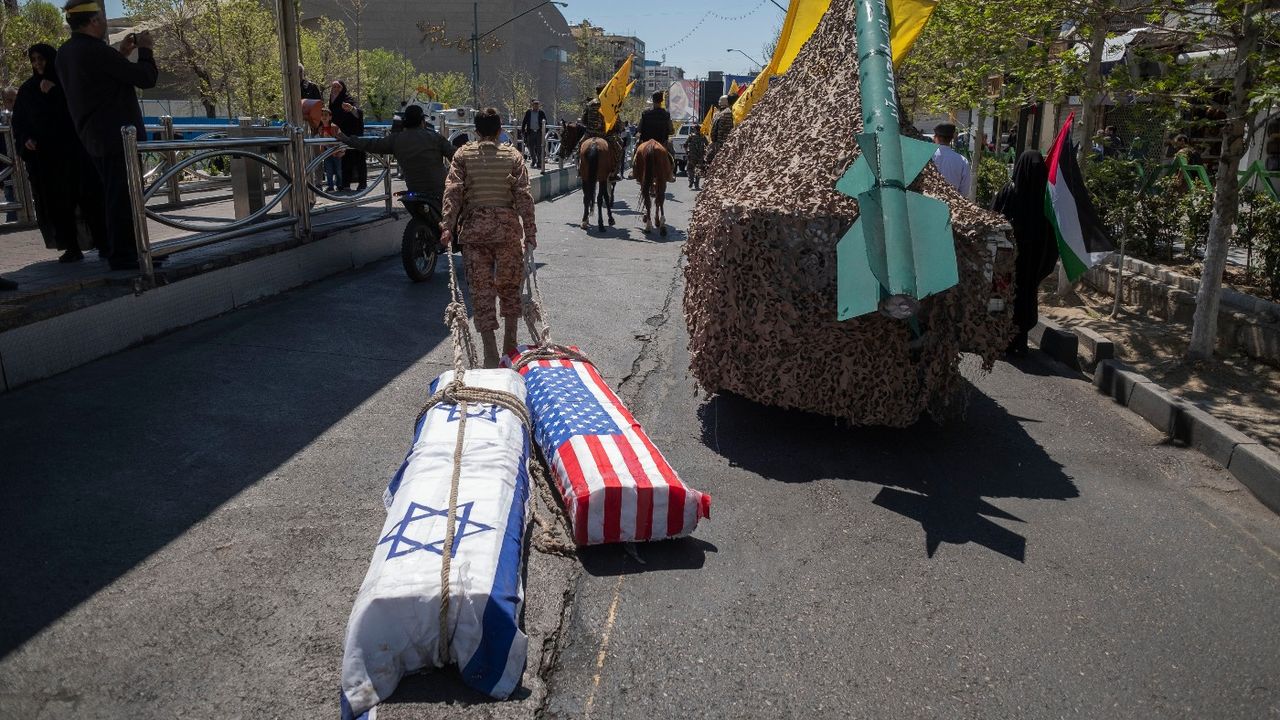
[649, 0, 769, 55]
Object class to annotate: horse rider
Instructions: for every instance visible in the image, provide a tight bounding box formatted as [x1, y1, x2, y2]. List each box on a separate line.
[579, 84, 624, 181]
[634, 90, 677, 182]
[707, 94, 736, 165]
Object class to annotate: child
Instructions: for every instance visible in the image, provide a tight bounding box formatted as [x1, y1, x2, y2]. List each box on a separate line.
[318, 108, 345, 192]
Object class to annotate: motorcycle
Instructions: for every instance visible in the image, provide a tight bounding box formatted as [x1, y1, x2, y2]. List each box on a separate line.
[397, 190, 447, 283]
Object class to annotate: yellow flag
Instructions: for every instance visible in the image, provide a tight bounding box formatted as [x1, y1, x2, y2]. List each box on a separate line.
[599, 54, 633, 132]
[733, 0, 936, 123]
[700, 106, 715, 136]
[728, 79, 742, 96]
[625, 80, 636, 96]
[888, 0, 938, 64]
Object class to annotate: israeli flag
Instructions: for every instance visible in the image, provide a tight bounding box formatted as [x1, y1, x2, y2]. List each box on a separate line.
[341, 369, 531, 718]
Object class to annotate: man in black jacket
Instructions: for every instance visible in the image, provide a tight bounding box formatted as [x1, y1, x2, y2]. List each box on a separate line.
[519, 99, 547, 169]
[635, 91, 675, 181]
[57, 1, 158, 270]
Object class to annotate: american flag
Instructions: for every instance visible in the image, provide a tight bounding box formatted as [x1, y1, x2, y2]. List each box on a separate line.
[505, 346, 711, 545]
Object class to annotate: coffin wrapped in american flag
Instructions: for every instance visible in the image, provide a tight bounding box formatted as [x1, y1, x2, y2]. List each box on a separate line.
[503, 346, 710, 545]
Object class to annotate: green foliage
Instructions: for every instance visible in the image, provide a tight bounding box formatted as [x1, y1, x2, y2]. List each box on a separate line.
[974, 154, 1009, 208]
[1084, 157, 1142, 233]
[1, 1, 65, 87]
[1128, 178, 1183, 260]
[300, 16, 356, 94]
[1180, 184, 1213, 257]
[424, 72, 468, 107]
[1238, 189, 1280, 298]
[363, 47, 424, 120]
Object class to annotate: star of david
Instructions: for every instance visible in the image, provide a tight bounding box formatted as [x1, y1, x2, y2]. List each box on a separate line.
[378, 501, 494, 560]
[442, 403, 503, 423]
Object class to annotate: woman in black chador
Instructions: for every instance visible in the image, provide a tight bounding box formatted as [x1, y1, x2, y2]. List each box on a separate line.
[992, 150, 1059, 356]
[12, 43, 104, 262]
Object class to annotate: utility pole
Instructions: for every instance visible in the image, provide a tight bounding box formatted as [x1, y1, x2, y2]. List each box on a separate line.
[471, 2, 480, 110]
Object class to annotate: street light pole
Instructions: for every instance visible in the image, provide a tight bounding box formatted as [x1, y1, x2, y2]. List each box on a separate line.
[470, 0, 568, 111]
[726, 48, 764, 71]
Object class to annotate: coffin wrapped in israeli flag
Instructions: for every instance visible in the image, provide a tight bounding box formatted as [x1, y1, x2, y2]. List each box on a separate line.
[341, 369, 530, 719]
[503, 346, 710, 545]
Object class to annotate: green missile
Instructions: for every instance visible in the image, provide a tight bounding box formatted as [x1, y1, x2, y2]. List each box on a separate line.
[835, 0, 957, 321]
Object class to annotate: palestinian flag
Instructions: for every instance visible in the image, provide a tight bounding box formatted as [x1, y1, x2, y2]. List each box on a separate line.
[1045, 112, 1113, 281]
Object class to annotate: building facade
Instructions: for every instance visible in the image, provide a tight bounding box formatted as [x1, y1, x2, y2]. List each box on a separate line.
[299, 0, 575, 120]
[643, 65, 685, 96]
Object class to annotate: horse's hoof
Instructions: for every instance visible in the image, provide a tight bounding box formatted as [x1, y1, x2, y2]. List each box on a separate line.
[580, 221, 589, 230]
[660, 226, 668, 237]
[608, 217, 616, 226]
[598, 225, 606, 233]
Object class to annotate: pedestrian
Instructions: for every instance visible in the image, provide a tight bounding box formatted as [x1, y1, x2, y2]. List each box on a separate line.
[328, 80, 366, 192]
[930, 122, 971, 196]
[520, 99, 547, 169]
[635, 90, 676, 181]
[685, 126, 708, 190]
[440, 107, 537, 368]
[708, 95, 734, 165]
[991, 150, 1057, 357]
[57, 1, 159, 271]
[12, 43, 105, 263]
[299, 64, 321, 100]
[1173, 134, 1202, 167]
[317, 107, 344, 192]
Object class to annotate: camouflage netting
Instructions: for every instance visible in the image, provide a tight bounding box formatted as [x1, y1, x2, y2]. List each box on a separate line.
[683, 0, 1016, 427]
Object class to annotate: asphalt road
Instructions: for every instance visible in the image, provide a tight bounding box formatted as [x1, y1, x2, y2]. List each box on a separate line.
[1, 179, 1278, 719]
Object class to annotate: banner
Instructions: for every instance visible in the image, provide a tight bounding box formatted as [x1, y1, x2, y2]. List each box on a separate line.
[666, 79, 701, 121]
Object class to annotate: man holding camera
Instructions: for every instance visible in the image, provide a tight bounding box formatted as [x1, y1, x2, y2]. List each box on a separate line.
[57, 1, 158, 271]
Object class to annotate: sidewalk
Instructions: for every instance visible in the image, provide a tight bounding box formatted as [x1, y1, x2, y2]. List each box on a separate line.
[1041, 288, 1280, 453]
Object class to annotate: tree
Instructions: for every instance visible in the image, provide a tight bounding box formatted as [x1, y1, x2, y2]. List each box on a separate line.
[300, 16, 356, 92]
[493, 66, 537, 118]
[564, 24, 613, 104]
[341, 0, 367, 98]
[218, 0, 279, 117]
[424, 71, 469, 107]
[124, 0, 225, 117]
[1172, 1, 1280, 360]
[1, 0, 65, 87]
[363, 47, 425, 120]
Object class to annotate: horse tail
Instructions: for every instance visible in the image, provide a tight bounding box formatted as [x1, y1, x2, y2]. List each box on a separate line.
[585, 143, 599, 187]
[645, 142, 658, 198]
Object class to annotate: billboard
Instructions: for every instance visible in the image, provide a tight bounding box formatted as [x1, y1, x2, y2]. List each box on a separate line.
[666, 80, 701, 121]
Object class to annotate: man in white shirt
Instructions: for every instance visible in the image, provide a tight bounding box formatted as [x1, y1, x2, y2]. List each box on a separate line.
[931, 122, 971, 196]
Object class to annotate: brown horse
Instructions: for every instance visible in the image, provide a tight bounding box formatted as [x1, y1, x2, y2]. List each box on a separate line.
[578, 137, 615, 231]
[633, 140, 671, 237]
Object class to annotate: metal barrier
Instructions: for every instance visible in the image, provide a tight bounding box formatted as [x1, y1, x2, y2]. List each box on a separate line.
[0, 122, 36, 226]
[122, 122, 394, 287]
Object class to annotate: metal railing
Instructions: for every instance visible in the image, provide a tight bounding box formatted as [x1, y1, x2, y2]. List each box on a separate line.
[122, 120, 394, 286]
[0, 122, 36, 226]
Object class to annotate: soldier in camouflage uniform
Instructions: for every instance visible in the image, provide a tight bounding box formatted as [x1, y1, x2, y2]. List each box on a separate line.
[580, 84, 624, 180]
[707, 95, 736, 166]
[685, 127, 709, 190]
[441, 108, 538, 368]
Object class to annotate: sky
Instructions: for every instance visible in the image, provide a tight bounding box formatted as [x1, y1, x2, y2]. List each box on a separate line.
[99, 0, 783, 79]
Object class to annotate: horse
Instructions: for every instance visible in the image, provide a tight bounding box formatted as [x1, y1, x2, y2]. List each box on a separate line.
[557, 123, 583, 162]
[633, 140, 671, 237]
[578, 137, 615, 231]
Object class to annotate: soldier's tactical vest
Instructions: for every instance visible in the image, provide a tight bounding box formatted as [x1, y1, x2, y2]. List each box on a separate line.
[459, 141, 521, 210]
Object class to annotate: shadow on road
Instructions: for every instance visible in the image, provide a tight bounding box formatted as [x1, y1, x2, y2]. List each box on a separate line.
[577, 536, 718, 577]
[0, 264, 453, 659]
[697, 386, 1077, 562]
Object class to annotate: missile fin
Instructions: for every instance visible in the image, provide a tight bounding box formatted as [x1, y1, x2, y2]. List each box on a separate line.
[905, 192, 958, 299]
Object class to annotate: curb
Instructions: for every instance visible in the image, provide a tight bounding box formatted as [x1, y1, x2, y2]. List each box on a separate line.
[1049, 327, 1280, 514]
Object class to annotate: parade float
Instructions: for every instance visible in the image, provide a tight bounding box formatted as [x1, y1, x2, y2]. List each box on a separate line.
[684, 0, 1017, 427]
